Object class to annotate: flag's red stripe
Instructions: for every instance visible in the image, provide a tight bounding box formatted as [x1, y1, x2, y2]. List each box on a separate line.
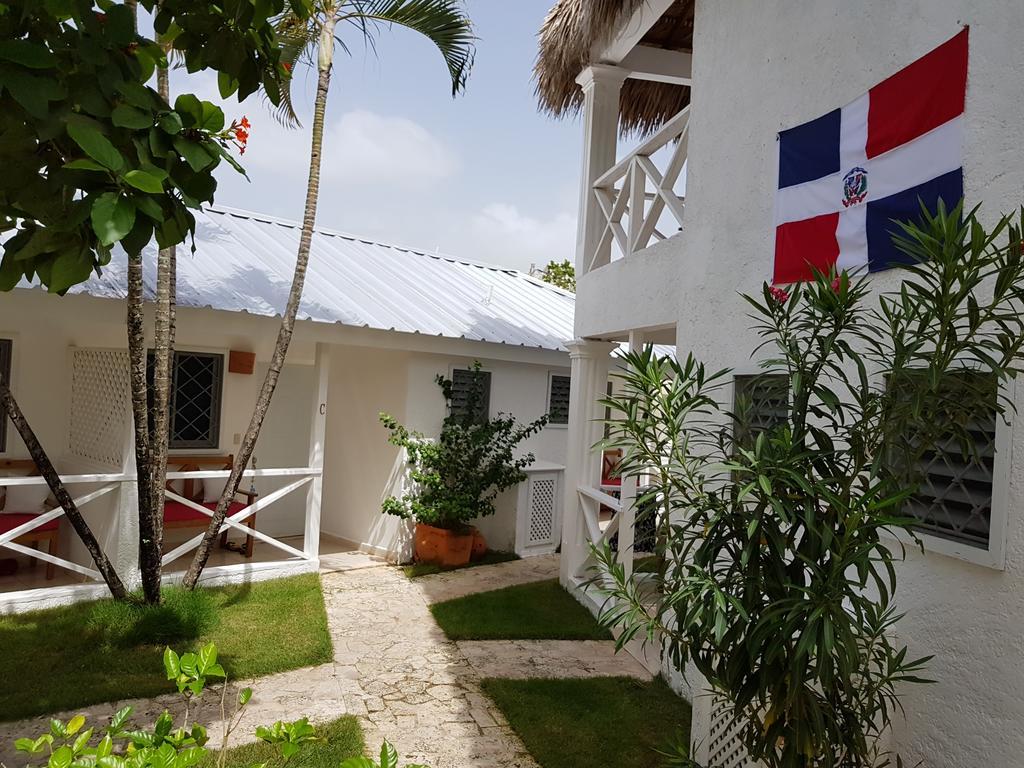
[773, 213, 840, 284]
[866, 28, 968, 159]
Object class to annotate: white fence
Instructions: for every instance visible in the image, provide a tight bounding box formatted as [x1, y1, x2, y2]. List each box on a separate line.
[0, 465, 321, 610]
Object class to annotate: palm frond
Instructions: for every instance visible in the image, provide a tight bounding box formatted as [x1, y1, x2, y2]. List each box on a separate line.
[338, 0, 475, 96]
[265, 11, 321, 128]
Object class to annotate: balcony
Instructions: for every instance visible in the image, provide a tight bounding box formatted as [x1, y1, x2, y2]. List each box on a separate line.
[586, 106, 689, 273]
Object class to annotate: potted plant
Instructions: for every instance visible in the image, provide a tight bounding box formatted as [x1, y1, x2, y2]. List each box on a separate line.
[380, 363, 547, 567]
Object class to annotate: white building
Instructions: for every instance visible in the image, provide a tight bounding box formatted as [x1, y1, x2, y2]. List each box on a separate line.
[0, 206, 572, 611]
[539, 1, 1024, 766]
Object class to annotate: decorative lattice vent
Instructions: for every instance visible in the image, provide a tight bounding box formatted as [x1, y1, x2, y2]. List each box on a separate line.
[706, 701, 754, 768]
[528, 477, 556, 544]
[906, 413, 996, 548]
[69, 349, 131, 467]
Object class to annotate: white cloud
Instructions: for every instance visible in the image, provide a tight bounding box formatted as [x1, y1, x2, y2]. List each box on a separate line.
[463, 203, 576, 272]
[323, 110, 457, 185]
[232, 108, 456, 190]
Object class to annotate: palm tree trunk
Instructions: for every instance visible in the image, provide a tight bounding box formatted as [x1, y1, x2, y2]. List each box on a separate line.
[181, 16, 336, 589]
[141, 63, 177, 605]
[0, 380, 129, 600]
[127, 253, 155, 598]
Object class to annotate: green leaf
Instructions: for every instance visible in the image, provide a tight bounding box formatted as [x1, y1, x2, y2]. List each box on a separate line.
[90, 193, 135, 246]
[172, 136, 213, 172]
[238, 687, 253, 706]
[67, 122, 124, 172]
[112, 104, 153, 130]
[124, 170, 165, 194]
[199, 102, 224, 132]
[197, 643, 217, 674]
[66, 715, 86, 736]
[49, 745, 74, 768]
[158, 112, 183, 135]
[163, 648, 181, 679]
[0, 40, 56, 69]
[379, 740, 398, 768]
[217, 72, 238, 99]
[64, 158, 108, 172]
[173, 93, 203, 127]
[14, 738, 39, 755]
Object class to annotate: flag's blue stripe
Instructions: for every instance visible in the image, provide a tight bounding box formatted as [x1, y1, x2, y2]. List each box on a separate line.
[865, 168, 964, 272]
[778, 108, 842, 189]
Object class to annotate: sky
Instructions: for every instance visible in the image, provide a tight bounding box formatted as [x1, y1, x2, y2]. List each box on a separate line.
[170, 1, 582, 274]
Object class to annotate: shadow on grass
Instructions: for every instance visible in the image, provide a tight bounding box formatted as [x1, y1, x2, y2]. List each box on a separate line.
[429, 578, 610, 641]
[0, 573, 332, 722]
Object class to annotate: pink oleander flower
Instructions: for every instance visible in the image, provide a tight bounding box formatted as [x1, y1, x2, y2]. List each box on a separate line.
[769, 285, 790, 303]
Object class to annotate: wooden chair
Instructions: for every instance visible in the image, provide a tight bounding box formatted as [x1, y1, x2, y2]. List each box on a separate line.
[0, 458, 59, 580]
[163, 455, 258, 557]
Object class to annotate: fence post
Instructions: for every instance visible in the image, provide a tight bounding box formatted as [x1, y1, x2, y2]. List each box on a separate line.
[304, 343, 330, 560]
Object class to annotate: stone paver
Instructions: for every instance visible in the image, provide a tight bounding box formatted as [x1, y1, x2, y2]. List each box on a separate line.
[458, 639, 651, 680]
[413, 554, 560, 604]
[0, 555, 645, 768]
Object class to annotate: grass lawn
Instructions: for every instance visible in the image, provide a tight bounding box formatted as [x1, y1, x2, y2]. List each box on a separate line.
[402, 549, 519, 578]
[0, 574, 333, 722]
[202, 715, 363, 768]
[429, 578, 610, 641]
[481, 677, 691, 768]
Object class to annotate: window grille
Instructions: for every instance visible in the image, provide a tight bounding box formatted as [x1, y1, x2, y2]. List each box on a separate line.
[732, 373, 789, 448]
[898, 375, 998, 549]
[548, 374, 571, 424]
[449, 368, 491, 425]
[149, 351, 224, 449]
[0, 339, 10, 452]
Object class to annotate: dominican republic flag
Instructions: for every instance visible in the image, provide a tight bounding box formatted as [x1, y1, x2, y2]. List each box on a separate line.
[773, 28, 968, 284]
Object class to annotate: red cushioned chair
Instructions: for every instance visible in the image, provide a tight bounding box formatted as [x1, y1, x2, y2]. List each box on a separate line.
[0, 458, 59, 580]
[164, 455, 258, 557]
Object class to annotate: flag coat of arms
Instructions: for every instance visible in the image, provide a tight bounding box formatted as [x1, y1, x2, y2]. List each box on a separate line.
[773, 28, 968, 284]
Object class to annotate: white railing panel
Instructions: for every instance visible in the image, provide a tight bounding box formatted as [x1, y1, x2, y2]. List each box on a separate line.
[0, 467, 319, 588]
[588, 106, 689, 271]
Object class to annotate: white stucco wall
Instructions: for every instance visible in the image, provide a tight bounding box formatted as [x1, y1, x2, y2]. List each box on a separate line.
[0, 289, 319, 573]
[321, 346, 569, 558]
[576, 2, 1024, 765]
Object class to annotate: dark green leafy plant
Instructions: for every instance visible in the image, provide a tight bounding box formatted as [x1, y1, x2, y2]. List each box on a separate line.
[380, 363, 547, 530]
[0, 0, 302, 291]
[594, 201, 1024, 767]
[539, 259, 575, 292]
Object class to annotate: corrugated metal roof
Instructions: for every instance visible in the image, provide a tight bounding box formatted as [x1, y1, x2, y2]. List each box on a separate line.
[17, 206, 576, 352]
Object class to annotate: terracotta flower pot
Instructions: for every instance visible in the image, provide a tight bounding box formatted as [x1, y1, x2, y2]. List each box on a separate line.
[470, 527, 487, 561]
[414, 523, 473, 567]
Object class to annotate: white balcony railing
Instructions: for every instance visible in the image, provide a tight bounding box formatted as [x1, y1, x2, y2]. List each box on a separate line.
[587, 106, 689, 272]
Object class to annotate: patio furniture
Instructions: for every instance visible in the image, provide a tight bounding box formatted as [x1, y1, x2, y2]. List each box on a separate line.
[164, 455, 258, 558]
[0, 458, 58, 580]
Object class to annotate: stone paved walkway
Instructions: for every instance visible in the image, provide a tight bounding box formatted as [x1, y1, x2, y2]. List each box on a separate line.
[0, 555, 650, 768]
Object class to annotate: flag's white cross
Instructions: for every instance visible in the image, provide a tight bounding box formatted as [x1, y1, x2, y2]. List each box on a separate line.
[775, 95, 963, 271]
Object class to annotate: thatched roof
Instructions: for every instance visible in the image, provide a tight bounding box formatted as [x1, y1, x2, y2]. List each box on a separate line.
[535, 0, 695, 136]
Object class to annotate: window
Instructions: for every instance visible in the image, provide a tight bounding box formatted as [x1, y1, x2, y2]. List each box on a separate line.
[897, 374, 998, 549]
[449, 368, 491, 425]
[0, 339, 10, 452]
[148, 351, 224, 449]
[732, 373, 789, 449]
[548, 374, 571, 425]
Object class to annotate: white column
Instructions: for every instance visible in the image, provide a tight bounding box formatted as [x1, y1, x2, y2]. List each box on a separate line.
[575, 64, 628, 275]
[560, 338, 616, 586]
[615, 330, 646, 578]
[304, 343, 330, 560]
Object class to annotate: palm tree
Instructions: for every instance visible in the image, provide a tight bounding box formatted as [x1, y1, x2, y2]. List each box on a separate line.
[181, 0, 474, 588]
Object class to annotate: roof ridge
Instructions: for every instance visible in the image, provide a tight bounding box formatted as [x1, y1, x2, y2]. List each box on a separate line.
[204, 204, 574, 297]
